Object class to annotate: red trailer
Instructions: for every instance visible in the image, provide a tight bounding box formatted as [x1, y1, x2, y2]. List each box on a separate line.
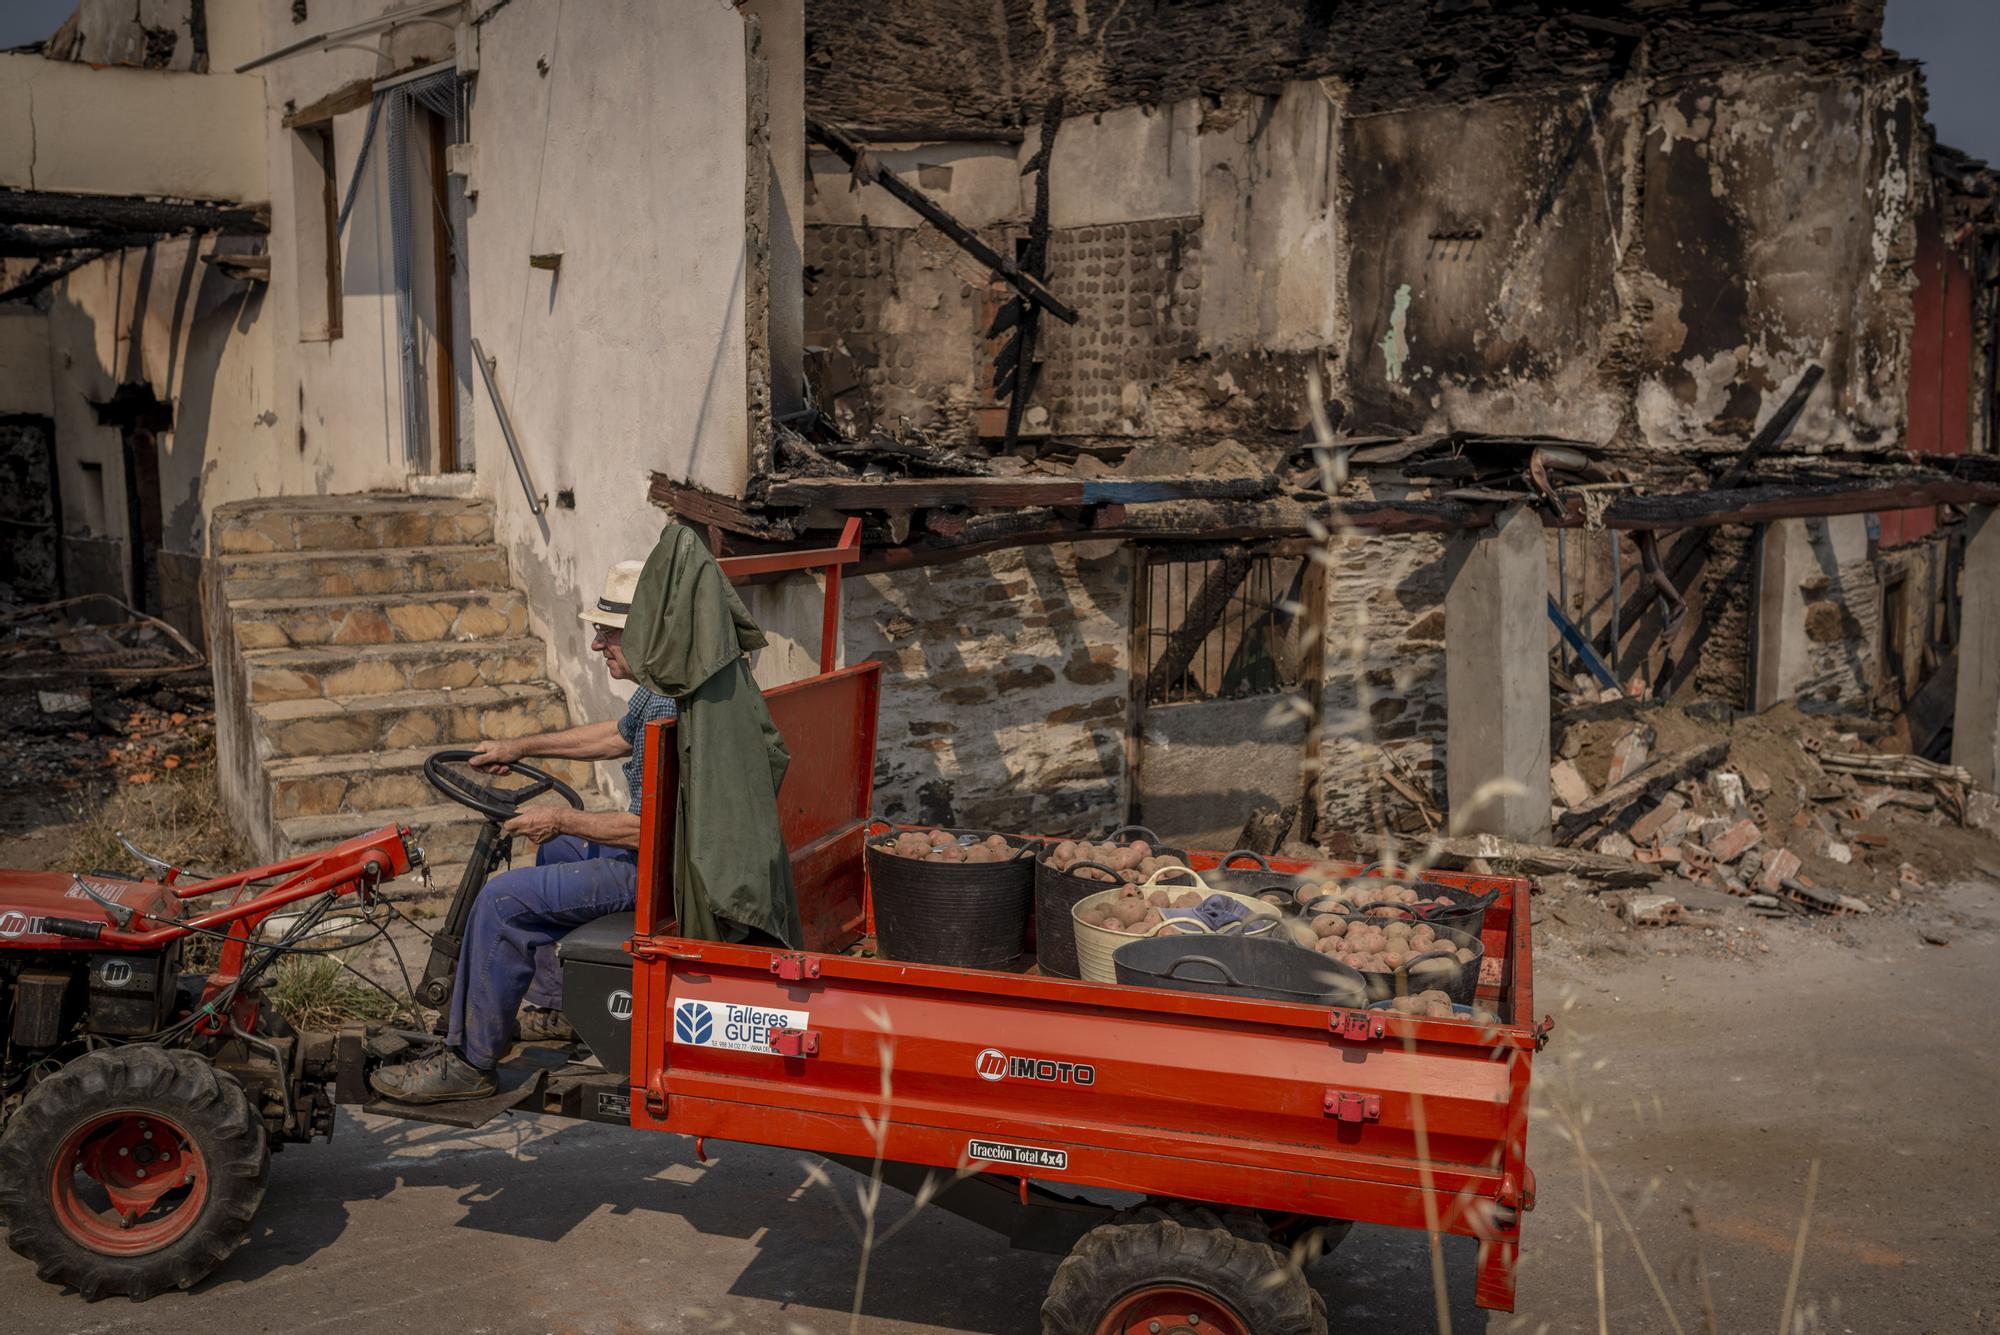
[612, 660, 1543, 1327]
[1, 655, 1543, 1330]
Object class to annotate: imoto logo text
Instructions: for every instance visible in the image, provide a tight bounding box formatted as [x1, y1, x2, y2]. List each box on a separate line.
[975, 1047, 1095, 1085]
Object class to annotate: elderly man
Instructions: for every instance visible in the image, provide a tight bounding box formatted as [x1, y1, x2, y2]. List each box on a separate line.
[370, 561, 672, 1104]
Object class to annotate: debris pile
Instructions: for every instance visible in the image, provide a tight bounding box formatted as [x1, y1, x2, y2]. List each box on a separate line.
[1546, 700, 1995, 924]
[0, 678, 217, 831]
[0, 594, 205, 682]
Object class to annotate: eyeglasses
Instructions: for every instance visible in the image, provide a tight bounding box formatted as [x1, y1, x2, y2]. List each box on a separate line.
[590, 625, 623, 646]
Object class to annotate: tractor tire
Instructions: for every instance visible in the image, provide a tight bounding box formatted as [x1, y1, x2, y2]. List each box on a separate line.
[0, 1045, 269, 1300]
[1041, 1202, 1328, 1335]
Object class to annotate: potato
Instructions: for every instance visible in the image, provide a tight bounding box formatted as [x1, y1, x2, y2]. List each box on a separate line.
[1130, 840, 1151, 859]
[1146, 890, 1170, 908]
[1139, 908, 1163, 928]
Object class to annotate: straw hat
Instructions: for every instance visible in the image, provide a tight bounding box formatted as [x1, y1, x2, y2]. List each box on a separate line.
[581, 560, 645, 629]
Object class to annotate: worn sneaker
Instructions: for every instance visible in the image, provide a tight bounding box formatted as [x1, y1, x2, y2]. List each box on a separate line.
[368, 1048, 498, 1104]
[517, 1004, 576, 1043]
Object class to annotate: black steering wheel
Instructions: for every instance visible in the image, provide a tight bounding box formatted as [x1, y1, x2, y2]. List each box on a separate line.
[423, 749, 585, 822]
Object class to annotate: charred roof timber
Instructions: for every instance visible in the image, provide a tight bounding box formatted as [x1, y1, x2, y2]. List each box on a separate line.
[806, 118, 1078, 326]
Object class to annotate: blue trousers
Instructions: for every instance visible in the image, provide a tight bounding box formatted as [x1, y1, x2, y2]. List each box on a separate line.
[446, 835, 638, 1070]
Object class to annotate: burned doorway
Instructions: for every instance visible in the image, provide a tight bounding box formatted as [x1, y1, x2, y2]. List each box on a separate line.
[0, 415, 62, 605]
[1126, 544, 1326, 848]
[94, 385, 176, 626]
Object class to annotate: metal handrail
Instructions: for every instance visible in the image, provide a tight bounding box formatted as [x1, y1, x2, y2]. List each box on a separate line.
[470, 337, 543, 516]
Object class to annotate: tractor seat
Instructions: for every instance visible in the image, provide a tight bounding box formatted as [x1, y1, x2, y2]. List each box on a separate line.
[557, 911, 637, 966]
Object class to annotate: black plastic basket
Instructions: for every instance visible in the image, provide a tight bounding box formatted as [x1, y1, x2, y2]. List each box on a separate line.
[1194, 849, 1319, 913]
[1298, 915, 1484, 1004]
[1305, 867, 1501, 938]
[1111, 935, 1368, 1008]
[1033, 824, 1187, 979]
[866, 824, 1036, 969]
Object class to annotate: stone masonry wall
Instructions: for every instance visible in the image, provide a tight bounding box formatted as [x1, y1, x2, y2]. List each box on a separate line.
[844, 545, 1130, 834]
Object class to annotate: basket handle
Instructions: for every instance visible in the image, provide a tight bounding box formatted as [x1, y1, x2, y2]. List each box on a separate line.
[1139, 865, 1214, 892]
[1220, 848, 1273, 871]
[1300, 893, 1356, 916]
[1008, 836, 1041, 862]
[1065, 859, 1123, 883]
[1161, 954, 1242, 985]
[1102, 824, 1165, 847]
[1397, 948, 1460, 977]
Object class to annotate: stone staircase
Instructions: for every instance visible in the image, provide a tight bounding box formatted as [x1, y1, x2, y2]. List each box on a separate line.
[207, 495, 592, 904]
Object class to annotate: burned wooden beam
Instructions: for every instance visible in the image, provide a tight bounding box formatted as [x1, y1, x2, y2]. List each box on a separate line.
[843, 124, 1026, 145]
[1582, 474, 2000, 530]
[0, 247, 125, 304]
[0, 189, 268, 236]
[0, 226, 163, 258]
[806, 118, 1078, 325]
[760, 474, 1277, 510]
[647, 476, 798, 541]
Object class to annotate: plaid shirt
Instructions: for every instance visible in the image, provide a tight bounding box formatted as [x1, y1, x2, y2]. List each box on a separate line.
[616, 687, 679, 813]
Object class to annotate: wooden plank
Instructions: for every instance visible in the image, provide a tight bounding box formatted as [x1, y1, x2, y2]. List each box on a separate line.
[1554, 739, 1731, 846]
[281, 77, 376, 128]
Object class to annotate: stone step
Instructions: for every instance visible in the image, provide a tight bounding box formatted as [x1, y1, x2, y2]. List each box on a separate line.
[265, 745, 597, 820]
[213, 495, 493, 556]
[244, 638, 549, 704]
[229, 589, 532, 652]
[252, 683, 569, 758]
[219, 544, 509, 601]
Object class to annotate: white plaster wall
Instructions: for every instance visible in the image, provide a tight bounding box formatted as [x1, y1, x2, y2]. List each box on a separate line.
[806, 141, 1026, 231]
[464, 0, 755, 728]
[1196, 84, 1342, 352]
[1048, 101, 1201, 227]
[0, 53, 266, 199]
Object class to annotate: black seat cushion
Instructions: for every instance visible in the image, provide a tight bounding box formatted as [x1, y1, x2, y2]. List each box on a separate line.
[557, 911, 637, 966]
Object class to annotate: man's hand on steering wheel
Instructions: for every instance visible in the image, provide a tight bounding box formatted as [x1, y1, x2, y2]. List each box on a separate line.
[468, 738, 524, 773]
[501, 806, 567, 845]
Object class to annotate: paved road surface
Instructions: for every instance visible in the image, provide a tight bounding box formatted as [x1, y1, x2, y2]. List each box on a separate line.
[4, 884, 1995, 1334]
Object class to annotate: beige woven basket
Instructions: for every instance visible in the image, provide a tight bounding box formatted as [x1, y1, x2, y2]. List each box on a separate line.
[1071, 869, 1283, 984]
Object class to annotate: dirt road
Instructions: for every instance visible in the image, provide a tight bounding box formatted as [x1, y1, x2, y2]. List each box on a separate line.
[3, 881, 1995, 1333]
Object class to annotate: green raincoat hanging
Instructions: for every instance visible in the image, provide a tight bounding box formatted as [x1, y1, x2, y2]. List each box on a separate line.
[621, 523, 802, 948]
